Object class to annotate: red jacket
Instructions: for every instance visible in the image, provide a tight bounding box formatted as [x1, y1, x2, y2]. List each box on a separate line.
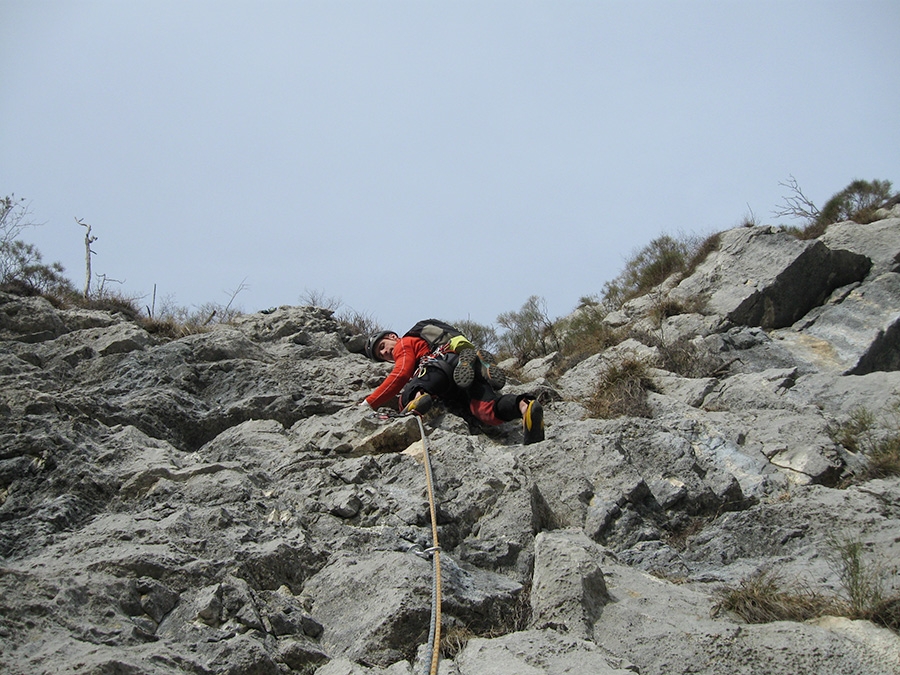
[365, 336, 433, 409]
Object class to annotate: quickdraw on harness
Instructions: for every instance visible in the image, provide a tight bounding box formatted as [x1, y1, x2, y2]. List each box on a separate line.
[412, 341, 456, 379]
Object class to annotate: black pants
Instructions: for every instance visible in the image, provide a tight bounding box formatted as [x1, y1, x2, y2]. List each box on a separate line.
[400, 354, 525, 426]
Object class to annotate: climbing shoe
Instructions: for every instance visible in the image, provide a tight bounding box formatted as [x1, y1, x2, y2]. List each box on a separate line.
[477, 349, 506, 390]
[522, 399, 544, 445]
[453, 348, 506, 390]
[453, 348, 478, 388]
[403, 393, 433, 416]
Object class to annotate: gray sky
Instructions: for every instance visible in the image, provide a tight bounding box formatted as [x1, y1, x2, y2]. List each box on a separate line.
[2, 1, 898, 332]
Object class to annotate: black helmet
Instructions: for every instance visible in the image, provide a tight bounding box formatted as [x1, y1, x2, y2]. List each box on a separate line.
[364, 330, 394, 361]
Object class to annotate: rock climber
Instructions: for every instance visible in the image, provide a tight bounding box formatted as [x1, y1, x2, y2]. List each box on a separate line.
[359, 319, 545, 445]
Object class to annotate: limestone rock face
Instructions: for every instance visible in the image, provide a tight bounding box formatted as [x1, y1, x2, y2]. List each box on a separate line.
[774, 272, 900, 374]
[819, 217, 900, 276]
[1, 219, 900, 675]
[671, 225, 871, 329]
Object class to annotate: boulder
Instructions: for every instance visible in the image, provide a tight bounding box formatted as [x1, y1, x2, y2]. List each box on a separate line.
[555, 338, 660, 400]
[819, 217, 900, 276]
[529, 530, 610, 638]
[671, 226, 871, 329]
[773, 272, 900, 374]
[519, 351, 559, 381]
[299, 550, 522, 667]
[0, 292, 70, 340]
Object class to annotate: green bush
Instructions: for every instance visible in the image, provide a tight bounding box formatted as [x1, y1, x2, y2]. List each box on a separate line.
[140, 285, 249, 339]
[635, 326, 723, 379]
[816, 179, 894, 228]
[601, 235, 690, 309]
[298, 289, 384, 337]
[336, 308, 382, 337]
[0, 239, 73, 296]
[776, 177, 897, 239]
[683, 231, 722, 278]
[553, 296, 621, 372]
[645, 295, 694, 327]
[453, 318, 500, 353]
[488, 231, 724, 369]
[79, 291, 143, 321]
[496, 295, 560, 364]
[0, 195, 74, 297]
[601, 232, 719, 310]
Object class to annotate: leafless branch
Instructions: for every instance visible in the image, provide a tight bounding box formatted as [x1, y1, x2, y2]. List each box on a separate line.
[222, 277, 249, 316]
[773, 175, 819, 223]
[96, 273, 124, 297]
[0, 195, 37, 246]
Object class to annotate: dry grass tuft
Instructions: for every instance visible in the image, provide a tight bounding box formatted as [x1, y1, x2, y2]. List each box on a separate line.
[712, 569, 841, 623]
[440, 624, 476, 659]
[440, 584, 532, 658]
[713, 538, 900, 633]
[587, 358, 654, 419]
[830, 403, 900, 479]
[870, 596, 900, 632]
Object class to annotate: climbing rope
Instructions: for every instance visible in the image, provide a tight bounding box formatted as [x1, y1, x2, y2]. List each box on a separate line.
[414, 413, 442, 675]
[365, 405, 442, 673]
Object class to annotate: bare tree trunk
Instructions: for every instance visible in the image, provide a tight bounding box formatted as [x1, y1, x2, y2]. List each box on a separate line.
[77, 218, 97, 298]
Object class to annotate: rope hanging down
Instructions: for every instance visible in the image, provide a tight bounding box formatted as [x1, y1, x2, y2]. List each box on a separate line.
[415, 413, 442, 675]
[364, 406, 442, 673]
